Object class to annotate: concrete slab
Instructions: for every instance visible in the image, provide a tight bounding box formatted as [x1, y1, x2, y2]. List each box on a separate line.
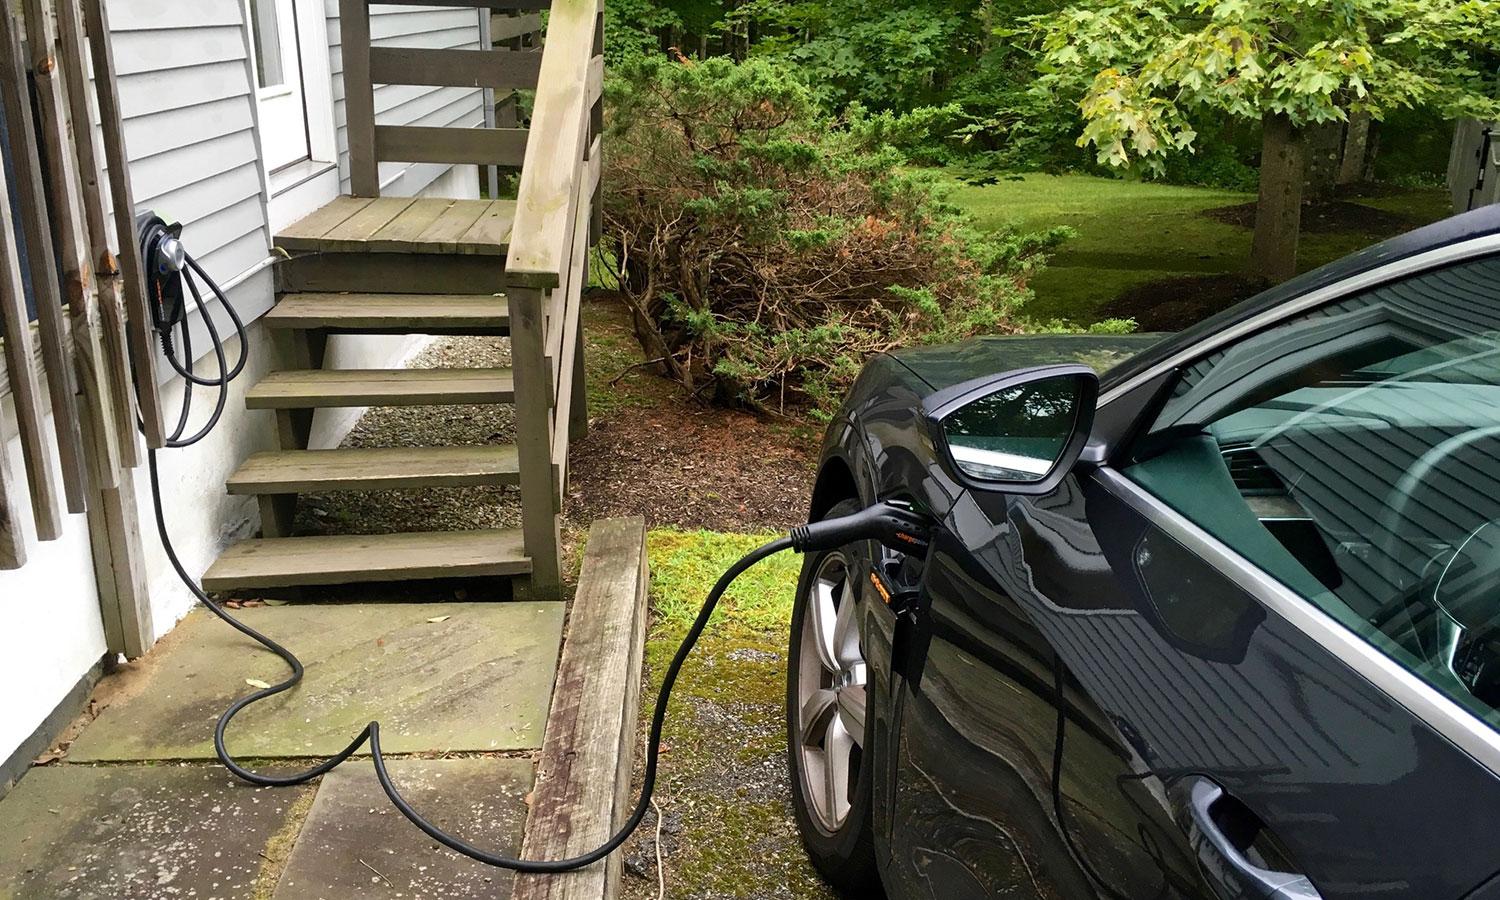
[0, 764, 313, 899]
[69, 603, 564, 762]
[273, 758, 533, 900]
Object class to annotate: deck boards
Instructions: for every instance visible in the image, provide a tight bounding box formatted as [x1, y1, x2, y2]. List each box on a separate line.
[202, 529, 531, 591]
[247, 368, 515, 409]
[226, 445, 521, 495]
[264, 292, 511, 333]
[277, 196, 514, 257]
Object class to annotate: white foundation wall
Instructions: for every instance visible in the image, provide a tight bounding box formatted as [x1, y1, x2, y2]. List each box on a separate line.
[0, 402, 108, 766]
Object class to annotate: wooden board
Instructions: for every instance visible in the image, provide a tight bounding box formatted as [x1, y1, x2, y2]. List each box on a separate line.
[339, 0, 379, 196]
[246, 368, 515, 409]
[490, 11, 543, 41]
[276, 253, 512, 297]
[264, 292, 511, 332]
[202, 528, 531, 591]
[58, 0, 138, 467]
[317, 197, 418, 251]
[0, 6, 86, 512]
[506, 0, 600, 289]
[276, 197, 514, 256]
[226, 445, 521, 495]
[84, 0, 165, 447]
[365, 198, 456, 252]
[25, 0, 124, 486]
[0, 412, 25, 568]
[0, 100, 63, 539]
[374, 124, 529, 167]
[512, 517, 649, 900]
[369, 45, 542, 90]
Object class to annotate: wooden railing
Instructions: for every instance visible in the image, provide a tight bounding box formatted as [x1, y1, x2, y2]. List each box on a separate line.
[505, 0, 603, 597]
[339, 0, 549, 198]
[0, 0, 155, 650]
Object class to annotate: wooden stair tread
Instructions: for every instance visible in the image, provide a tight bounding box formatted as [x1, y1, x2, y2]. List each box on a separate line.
[203, 529, 531, 591]
[247, 368, 515, 409]
[276, 197, 515, 256]
[227, 445, 520, 495]
[264, 292, 510, 333]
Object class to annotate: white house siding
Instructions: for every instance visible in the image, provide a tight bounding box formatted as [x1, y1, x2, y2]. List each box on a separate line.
[1, 0, 481, 775]
[325, 2, 487, 196]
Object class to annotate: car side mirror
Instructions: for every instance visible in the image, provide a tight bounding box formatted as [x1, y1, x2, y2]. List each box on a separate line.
[923, 364, 1099, 495]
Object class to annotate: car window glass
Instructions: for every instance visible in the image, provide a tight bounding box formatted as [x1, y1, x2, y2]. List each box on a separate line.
[1125, 256, 1500, 732]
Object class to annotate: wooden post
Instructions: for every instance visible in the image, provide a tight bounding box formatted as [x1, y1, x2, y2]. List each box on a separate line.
[0, 3, 87, 512]
[23, 0, 124, 487]
[509, 287, 561, 598]
[57, 0, 138, 468]
[79, 399, 152, 657]
[82, 0, 167, 449]
[339, 0, 379, 197]
[0, 105, 63, 540]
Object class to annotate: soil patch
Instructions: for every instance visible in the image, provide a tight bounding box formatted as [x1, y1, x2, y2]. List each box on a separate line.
[1203, 198, 1418, 235]
[1099, 272, 1269, 331]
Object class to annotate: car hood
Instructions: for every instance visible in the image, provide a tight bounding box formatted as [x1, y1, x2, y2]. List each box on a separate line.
[889, 333, 1167, 392]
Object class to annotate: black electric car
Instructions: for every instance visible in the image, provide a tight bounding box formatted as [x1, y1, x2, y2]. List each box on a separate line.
[787, 204, 1500, 900]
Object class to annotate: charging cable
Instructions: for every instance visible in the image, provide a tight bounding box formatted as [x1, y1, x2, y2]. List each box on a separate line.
[136, 218, 933, 873]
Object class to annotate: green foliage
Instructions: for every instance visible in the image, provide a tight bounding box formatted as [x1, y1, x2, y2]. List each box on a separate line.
[1029, 0, 1500, 174]
[602, 54, 1069, 415]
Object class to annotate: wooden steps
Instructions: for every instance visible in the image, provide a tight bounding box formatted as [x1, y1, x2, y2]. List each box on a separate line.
[202, 528, 531, 591]
[277, 197, 517, 256]
[264, 293, 510, 334]
[247, 369, 515, 409]
[226, 446, 520, 495]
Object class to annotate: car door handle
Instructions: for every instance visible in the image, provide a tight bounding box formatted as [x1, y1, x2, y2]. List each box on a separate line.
[1183, 776, 1322, 900]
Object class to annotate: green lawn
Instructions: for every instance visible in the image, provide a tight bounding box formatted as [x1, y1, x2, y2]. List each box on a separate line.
[947, 172, 1450, 326]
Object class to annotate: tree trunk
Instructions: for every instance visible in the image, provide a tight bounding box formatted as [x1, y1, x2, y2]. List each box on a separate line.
[1251, 113, 1305, 283]
[1303, 120, 1342, 199]
[1338, 110, 1372, 185]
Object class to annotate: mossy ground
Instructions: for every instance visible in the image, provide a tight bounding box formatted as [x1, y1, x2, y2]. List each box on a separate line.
[620, 531, 836, 900]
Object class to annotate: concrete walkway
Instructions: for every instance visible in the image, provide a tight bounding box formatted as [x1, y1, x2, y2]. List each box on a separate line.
[0, 601, 564, 899]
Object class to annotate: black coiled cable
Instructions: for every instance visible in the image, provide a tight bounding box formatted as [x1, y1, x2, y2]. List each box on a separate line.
[139, 227, 795, 872]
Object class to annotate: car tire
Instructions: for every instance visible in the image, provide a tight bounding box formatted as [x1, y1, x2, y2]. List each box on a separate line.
[786, 498, 884, 897]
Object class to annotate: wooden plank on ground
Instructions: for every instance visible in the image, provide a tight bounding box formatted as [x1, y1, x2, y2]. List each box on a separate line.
[84, 0, 165, 448]
[370, 45, 543, 90]
[374, 124, 529, 167]
[512, 517, 649, 900]
[0, 5, 86, 512]
[202, 528, 532, 591]
[247, 368, 515, 409]
[57, 0, 137, 467]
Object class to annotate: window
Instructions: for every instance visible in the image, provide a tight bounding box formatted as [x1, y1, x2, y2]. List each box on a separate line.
[1125, 256, 1500, 730]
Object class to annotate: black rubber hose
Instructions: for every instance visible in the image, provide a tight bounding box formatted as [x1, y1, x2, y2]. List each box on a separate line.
[146, 452, 792, 872]
[140, 224, 808, 873]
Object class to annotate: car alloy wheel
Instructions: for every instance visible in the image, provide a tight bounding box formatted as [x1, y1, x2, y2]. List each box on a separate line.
[794, 549, 868, 834]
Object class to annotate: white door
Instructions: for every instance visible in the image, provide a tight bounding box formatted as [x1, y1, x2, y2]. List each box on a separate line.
[248, 0, 312, 172]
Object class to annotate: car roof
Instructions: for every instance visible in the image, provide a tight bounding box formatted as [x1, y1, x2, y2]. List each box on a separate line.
[1101, 204, 1500, 393]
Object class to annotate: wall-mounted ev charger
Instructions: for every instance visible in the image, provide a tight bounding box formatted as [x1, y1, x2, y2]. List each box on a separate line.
[133, 214, 934, 875]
